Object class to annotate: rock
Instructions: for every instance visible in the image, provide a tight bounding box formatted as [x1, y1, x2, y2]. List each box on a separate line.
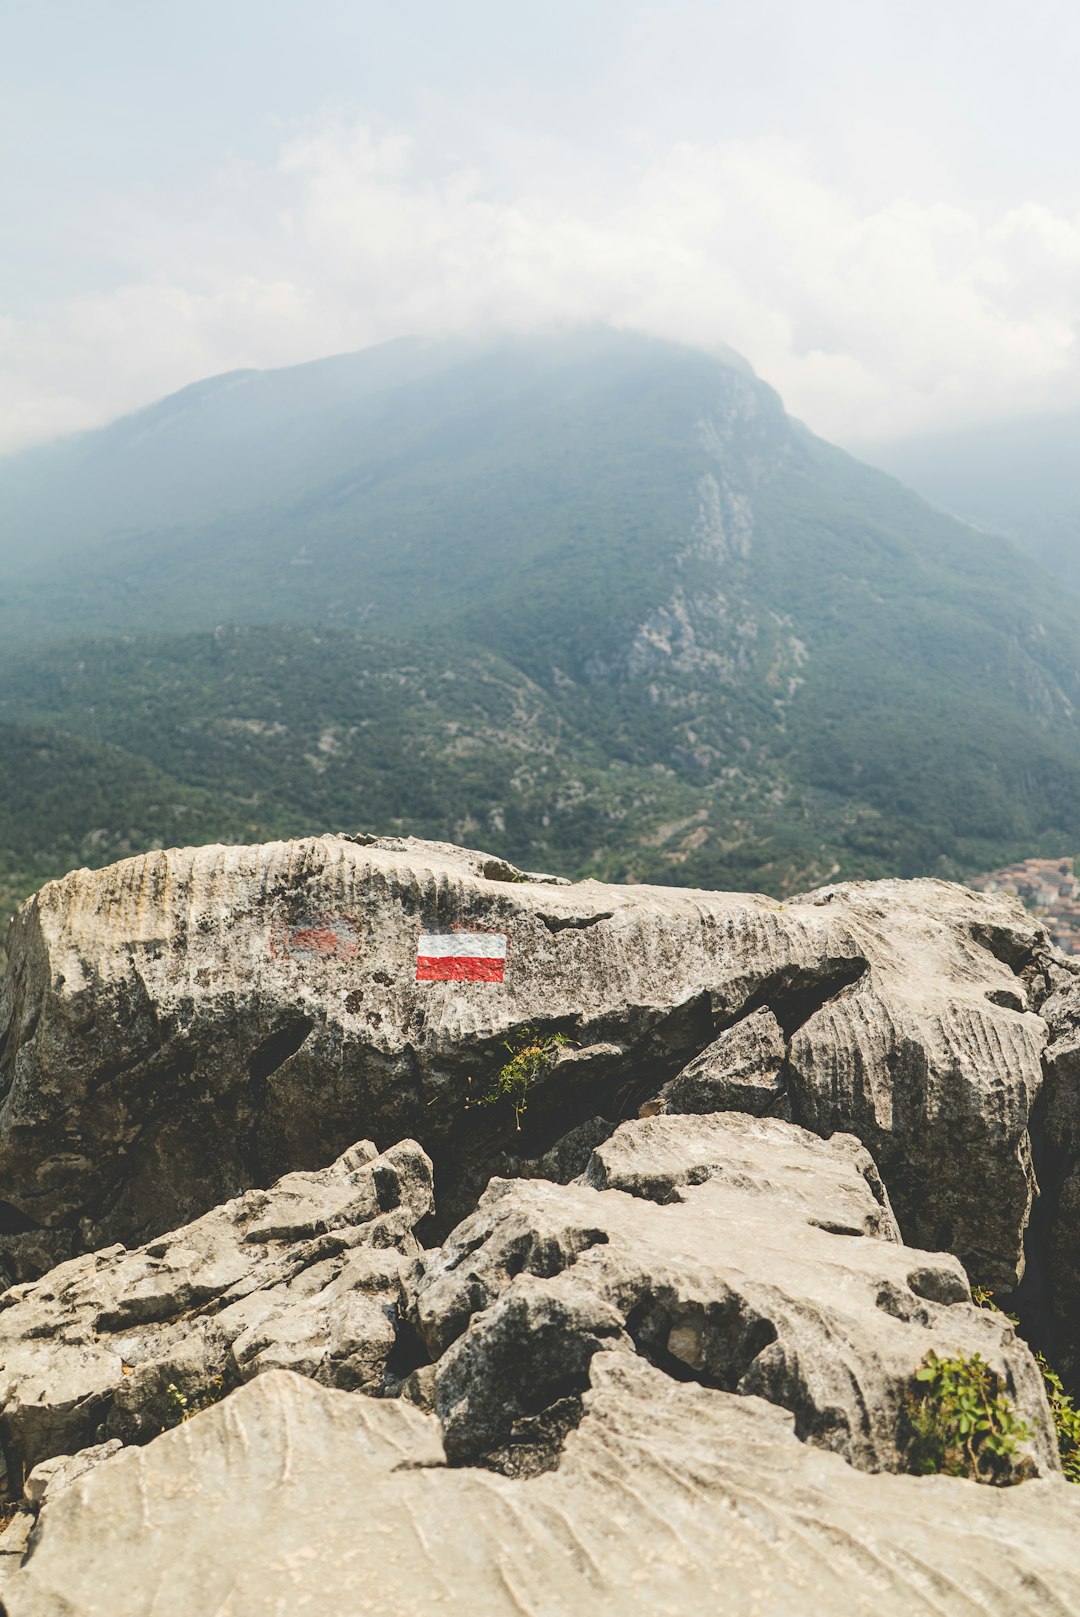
[0, 1509, 32, 1601]
[0, 1138, 431, 1481]
[515, 1115, 617, 1183]
[0, 1513, 32, 1558]
[0, 835, 1060, 1288]
[658, 1004, 789, 1116]
[5, 1359, 1080, 1617]
[1024, 977, 1080, 1376]
[410, 1113, 1056, 1477]
[23, 1441, 122, 1508]
[583, 1107, 895, 1231]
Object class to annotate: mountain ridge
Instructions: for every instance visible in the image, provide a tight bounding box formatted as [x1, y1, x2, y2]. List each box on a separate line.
[862, 404, 1080, 592]
[3, 325, 1080, 909]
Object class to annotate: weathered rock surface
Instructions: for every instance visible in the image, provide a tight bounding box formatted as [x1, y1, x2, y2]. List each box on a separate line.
[658, 1004, 789, 1116]
[0, 835, 1068, 1291]
[1027, 976, 1080, 1376]
[0, 1509, 32, 1594]
[0, 1137, 431, 1482]
[0, 839, 1074, 1611]
[411, 1113, 1057, 1477]
[6, 1359, 1080, 1617]
[23, 1441, 122, 1509]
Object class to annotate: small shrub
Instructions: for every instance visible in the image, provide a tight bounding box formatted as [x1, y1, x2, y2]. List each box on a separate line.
[1035, 1355, 1080, 1482]
[971, 1284, 1018, 1325]
[904, 1349, 1030, 1483]
[466, 1027, 573, 1129]
[162, 1374, 229, 1431]
[973, 1287, 1080, 1482]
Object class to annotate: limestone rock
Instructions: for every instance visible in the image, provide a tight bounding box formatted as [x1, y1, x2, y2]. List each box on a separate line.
[23, 1441, 122, 1508]
[1026, 977, 1080, 1376]
[5, 1359, 1080, 1617]
[410, 1113, 1057, 1477]
[583, 1107, 896, 1232]
[0, 834, 1060, 1289]
[658, 1004, 789, 1115]
[0, 1509, 32, 1599]
[0, 1138, 431, 1480]
[515, 1115, 617, 1184]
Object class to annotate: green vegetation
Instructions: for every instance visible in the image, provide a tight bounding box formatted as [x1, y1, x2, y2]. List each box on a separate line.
[2, 328, 1080, 917]
[469, 1027, 573, 1129]
[162, 1375, 230, 1430]
[904, 1349, 1031, 1483]
[1034, 1356, 1080, 1483]
[972, 1287, 1080, 1481]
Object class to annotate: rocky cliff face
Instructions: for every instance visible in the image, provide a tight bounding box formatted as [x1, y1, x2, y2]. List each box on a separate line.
[0, 834, 1066, 1279]
[1, 835, 1079, 1615]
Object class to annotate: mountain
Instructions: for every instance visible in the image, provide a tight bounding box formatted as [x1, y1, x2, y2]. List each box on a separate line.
[862, 407, 1080, 591]
[3, 325, 1080, 908]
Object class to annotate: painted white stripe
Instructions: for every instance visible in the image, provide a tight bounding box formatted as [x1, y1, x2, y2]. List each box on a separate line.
[417, 931, 508, 959]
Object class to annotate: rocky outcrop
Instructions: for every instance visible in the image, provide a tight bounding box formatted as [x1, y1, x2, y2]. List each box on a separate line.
[0, 835, 1068, 1295]
[5, 1360, 1080, 1617]
[0, 1137, 431, 1482]
[23, 1440, 121, 1509]
[0, 829, 1076, 1612]
[657, 1004, 789, 1115]
[410, 1113, 1056, 1478]
[1024, 977, 1080, 1376]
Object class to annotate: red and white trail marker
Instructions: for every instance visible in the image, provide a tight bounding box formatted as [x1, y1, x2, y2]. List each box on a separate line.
[416, 930, 508, 983]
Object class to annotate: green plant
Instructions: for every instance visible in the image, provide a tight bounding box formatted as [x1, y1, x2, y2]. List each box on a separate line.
[973, 1287, 1080, 1482]
[903, 1349, 1031, 1483]
[971, 1284, 1018, 1325]
[1035, 1355, 1080, 1482]
[467, 1027, 573, 1129]
[162, 1374, 229, 1431]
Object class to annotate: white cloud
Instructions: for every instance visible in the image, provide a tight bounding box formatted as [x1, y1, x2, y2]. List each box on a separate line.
[6, 113, 1080, 455]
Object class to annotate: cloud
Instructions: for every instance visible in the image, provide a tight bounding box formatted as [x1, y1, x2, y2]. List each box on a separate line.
[5, 112, 1080, 455]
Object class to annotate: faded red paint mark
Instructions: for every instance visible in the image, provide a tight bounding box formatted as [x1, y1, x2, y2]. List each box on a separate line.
[270, 916, 361, 960]
[290, 924, 343, 955]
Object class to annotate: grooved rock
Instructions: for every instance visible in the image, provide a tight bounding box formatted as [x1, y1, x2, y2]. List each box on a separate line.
[658, 1004, 789, 1116]
[410, 1113, 1057, 1478]
[5, 1359, 1080, 1617]
[1030, 978, 1080, 1377]
[0, 834, 1066, 1286]
[0, 1138, 431, 1480]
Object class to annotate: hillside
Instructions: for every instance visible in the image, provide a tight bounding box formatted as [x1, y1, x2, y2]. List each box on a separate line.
[3, 327, 1080, 907]
[863, 407, 1080, 591]
[0, 628, 702, 896]
[0, 721, 244, 919]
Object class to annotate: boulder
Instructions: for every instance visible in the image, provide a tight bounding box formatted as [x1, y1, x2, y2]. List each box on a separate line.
[5, 1359, 1080, 1617]
[410, 1113, 1057, 1478]
[0, 1137, 431, 1481]
[0, 834, 1066, 1289]
[0, 1509, 32, 1599]
[23, 1441, 122, 1509]
[1024, 977, 1080, 1375]
[515, 1115, 617, 1183]
[658, 1004, 788, 1115]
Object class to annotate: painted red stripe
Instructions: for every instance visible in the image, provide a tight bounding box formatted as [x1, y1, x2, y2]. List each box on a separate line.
[416, 955, 506, 982]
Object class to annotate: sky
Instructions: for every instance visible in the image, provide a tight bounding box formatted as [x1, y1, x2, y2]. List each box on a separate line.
[5, 0, 1080, 455]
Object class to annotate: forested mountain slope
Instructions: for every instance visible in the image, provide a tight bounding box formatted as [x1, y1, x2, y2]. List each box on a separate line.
[2, 327, 1079, 908]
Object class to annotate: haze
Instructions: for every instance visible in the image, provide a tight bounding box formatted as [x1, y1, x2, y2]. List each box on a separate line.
[5, 0, 1080, 454]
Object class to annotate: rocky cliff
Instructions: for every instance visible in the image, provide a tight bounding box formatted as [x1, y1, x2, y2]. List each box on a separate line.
[2, 835, 1080, 1614]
